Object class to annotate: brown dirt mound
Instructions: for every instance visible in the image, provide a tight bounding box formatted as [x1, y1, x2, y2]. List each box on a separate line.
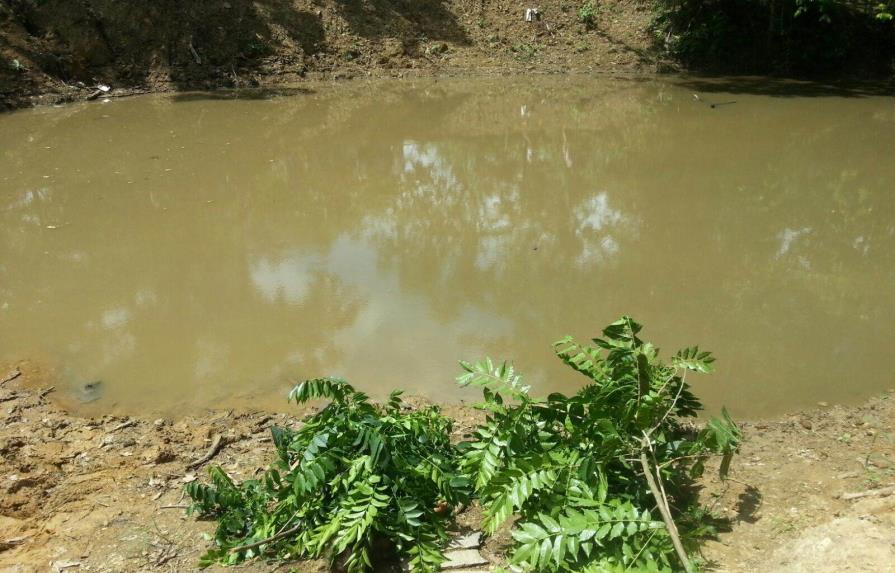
[0, 0, 659, 110]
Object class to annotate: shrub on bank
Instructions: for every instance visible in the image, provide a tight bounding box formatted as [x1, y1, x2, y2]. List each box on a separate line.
[187, 317, 740, 573]
[186, 380, 467, 571]
[653, 0, 895, 75]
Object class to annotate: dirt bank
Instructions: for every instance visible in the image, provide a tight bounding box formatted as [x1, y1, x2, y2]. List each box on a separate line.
[1, 360, 894, 572]
[0, 0, 659, 111]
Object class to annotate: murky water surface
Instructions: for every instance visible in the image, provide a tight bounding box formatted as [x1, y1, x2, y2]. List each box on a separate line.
[2, 76, 894, 416]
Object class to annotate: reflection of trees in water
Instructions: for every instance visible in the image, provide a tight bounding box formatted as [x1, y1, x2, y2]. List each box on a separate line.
[80, 264, 362, 406]
[269, 82, 895, 410]
[679, 105, 895, 351]
[0, 175, 366, 405]
[359, 132, 642, 331]
[3, 77, 895, 412]
[711, 107, 895, 277]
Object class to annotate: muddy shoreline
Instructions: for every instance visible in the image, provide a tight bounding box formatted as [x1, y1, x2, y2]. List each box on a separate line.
[3, 0, 893, 113]
[0, 0, 662, 112]
[2, 360, 893, 572]
[0, 65, 661, 114]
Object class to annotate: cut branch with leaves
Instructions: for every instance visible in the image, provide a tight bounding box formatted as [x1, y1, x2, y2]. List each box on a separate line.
[186, 380, 469, 572]
[458, 316, 741, 573]
[186, 317, 740, 573]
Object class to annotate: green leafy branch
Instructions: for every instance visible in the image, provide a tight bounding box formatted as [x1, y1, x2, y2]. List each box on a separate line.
[459, 316, 741, 573]
[186, 317, 740, 573]
[187, 378, 468, 572]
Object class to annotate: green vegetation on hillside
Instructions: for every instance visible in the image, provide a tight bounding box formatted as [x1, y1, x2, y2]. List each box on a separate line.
[654, 0, 895, 73]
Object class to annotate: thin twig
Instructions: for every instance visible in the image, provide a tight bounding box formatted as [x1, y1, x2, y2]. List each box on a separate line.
[648, 370, 687, 438]
[637, 364, 695, 573]
[110, 419, 137, 432]
[723, 477, 757, 489]
[1, 368, 21, 386]
[186, 434, 224, 469]
[159, 504, 190, 510]
[647, 439, 675, 520]
[863, 432, 879, 469]
[228, 523, 302, 554]
[0, 533, 32, 550]
[657, 454, 705, 469]
[188, 39, 202, 65]
[639, 438, 693, 573]
[38, 386, 56, 399]
[625, 528, 659, 571]
[155, 547, 178, 567]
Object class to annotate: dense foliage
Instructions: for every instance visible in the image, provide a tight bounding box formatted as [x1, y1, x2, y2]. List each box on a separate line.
[457, 317, 739, 573]
[653, 0, 895, 74]
[186, 379, 469, 571]
[187, 317, 740, 573]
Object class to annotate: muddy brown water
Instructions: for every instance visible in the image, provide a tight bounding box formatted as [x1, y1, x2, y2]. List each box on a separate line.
[1, 76, 893, 417]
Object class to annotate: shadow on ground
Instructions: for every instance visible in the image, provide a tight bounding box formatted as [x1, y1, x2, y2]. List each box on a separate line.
[678, 76, 895, 98]
[2, 0, 469, 91]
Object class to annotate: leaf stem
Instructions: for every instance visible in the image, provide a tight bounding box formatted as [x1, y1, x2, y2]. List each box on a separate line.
[638, 437, 693, 573]
[229, 523, 302, 554]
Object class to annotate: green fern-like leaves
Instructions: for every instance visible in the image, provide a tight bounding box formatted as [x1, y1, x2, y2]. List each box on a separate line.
[187, 379, 467, 572]
[481, 466, 559, 533]
[553, 336, 604, 379]
[459, 316, 740, 573]
[186, 317, 738, 573]
[672, 346, 716, 373]
[456, 358, 531, 399]
[510, 504, 666, 572]
[403, 530, 448, 573]
[288, 377, 366, 405]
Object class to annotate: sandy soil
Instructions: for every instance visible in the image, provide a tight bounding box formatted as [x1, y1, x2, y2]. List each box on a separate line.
[698, 392, 895, 572]
[1, 360, 893, 572]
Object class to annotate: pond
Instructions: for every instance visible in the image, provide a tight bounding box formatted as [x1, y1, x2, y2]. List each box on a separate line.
[1, 76, 893, 417]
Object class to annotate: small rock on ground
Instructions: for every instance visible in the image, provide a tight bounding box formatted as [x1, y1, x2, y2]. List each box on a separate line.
[447, 532, 482, 550]
[759, 517, 895, 573]
[441, 548, 489, 570]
